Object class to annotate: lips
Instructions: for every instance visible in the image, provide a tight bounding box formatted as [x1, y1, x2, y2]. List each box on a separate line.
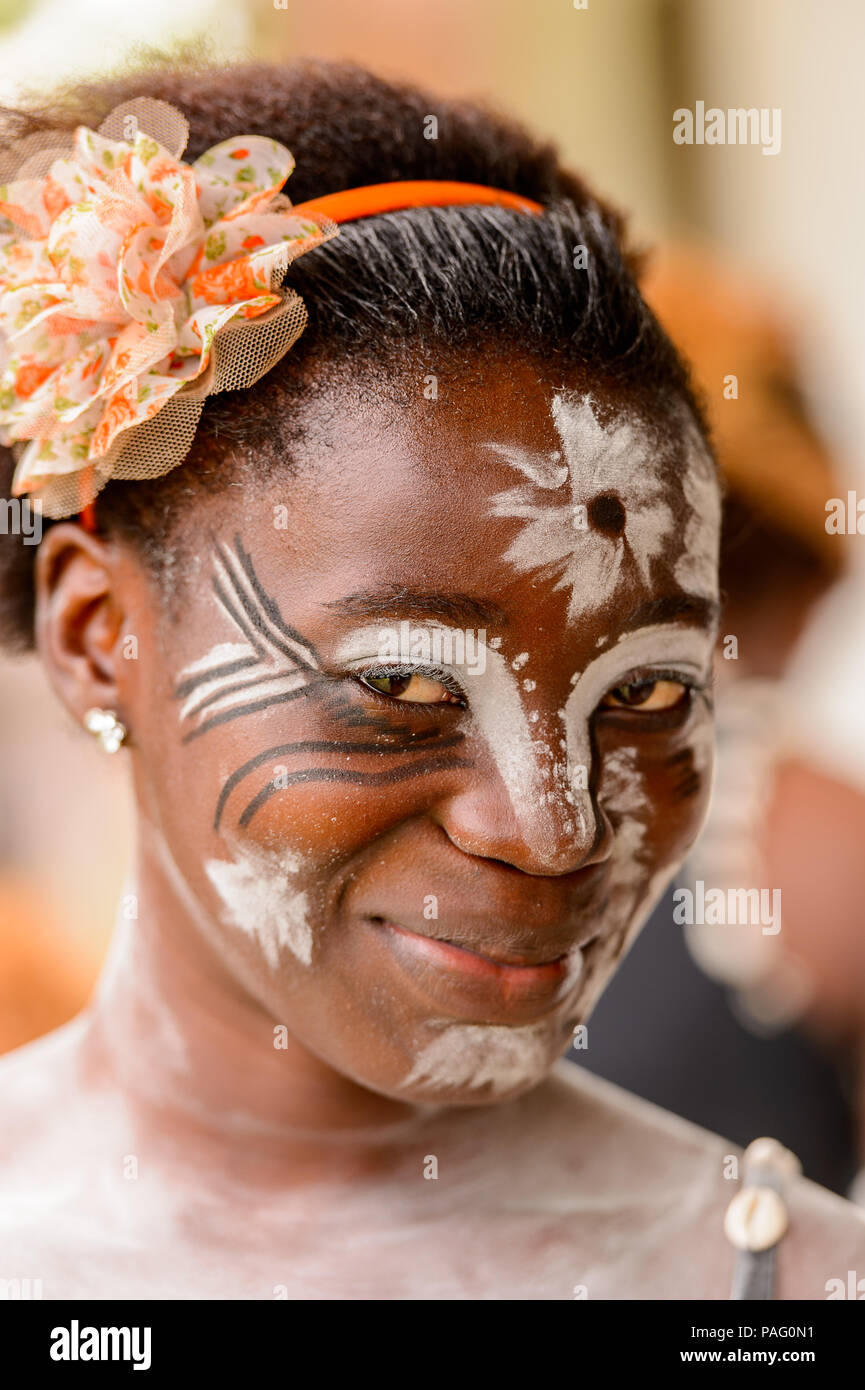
[383, 917, 572, 973]
[384, 920, 572, 975]
[366, 914, 593, 969]
[363, 916, 592, 1024]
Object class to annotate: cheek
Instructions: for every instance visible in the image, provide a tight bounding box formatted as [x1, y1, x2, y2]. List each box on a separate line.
[210, 698, 470, 862]
[570, 718, 713, 1020]
[158, 679, 474, 980]
[595, 705, 714, 894]
[639, 732, 714, 864]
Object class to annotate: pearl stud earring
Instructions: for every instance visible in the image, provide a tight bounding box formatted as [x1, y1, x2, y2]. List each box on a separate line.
[83, 707, 127, 753]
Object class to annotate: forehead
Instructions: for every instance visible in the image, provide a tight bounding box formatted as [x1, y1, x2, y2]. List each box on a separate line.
[187, 360, 719, 660]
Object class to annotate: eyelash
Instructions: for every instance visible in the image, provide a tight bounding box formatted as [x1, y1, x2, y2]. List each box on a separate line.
[350, 663, 703, 714]
[599, 668, 703, 713]
[353, 663, 468, 707]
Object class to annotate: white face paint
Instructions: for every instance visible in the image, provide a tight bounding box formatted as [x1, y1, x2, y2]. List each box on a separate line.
[562, 624, 714, 774]
[402, 1021, 554, 1096]
[333, 623, 565, 862]
[173, 541, 320, 738]
[573, 745, 667, 1020]
[334, 620, 714, 870]
[205, 843, 312, 968]
[599, 745, 650, 869]
[674, 411, 722, 598]
[486, 392, 675, 624]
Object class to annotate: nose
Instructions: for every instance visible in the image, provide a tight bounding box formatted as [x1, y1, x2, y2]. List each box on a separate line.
[432, 747, 614, 876]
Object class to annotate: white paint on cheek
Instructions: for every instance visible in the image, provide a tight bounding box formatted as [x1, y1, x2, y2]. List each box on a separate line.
[205, 844, 312, 968]
[568, 747, 655, 1018]
[600, 746, 649, 876]
[486, 392, 675, 624]
[602, 745, 648, 811]
[401, 1022, 553, 1095]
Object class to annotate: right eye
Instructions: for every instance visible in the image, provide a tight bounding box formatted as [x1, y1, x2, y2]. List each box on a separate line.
[358, 671, 465, 706]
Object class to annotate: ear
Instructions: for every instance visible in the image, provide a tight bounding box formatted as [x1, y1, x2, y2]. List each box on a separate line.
[34, 523, 128, 729]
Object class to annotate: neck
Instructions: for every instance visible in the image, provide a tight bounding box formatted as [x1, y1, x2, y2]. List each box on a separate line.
[81, 817, 440, 1180]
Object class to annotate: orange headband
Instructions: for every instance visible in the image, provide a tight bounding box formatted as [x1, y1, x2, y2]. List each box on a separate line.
[76, 179, 542, 534]
[292, 180, 544, 223]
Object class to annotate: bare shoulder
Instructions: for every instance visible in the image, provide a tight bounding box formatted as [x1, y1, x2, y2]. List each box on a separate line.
[518, 1062, 865, 1300]
[0, 1017, 87, 1160]
[0, 1022, 86, 1289]
[779, 1172, 865, 1299]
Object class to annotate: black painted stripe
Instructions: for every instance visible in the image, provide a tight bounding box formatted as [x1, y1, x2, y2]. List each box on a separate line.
[233, 534, 322, 666]
[214, 732, 466, 828]
[183, 679, 329, 745]
[237, 754, 474, 828]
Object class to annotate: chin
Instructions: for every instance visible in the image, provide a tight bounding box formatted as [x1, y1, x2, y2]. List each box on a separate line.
[389, 1018, 563, 1103]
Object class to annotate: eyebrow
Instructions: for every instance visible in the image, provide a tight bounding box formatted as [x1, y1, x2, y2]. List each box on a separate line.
[622, 594, 721, 632]
[323, 585, 509, 629]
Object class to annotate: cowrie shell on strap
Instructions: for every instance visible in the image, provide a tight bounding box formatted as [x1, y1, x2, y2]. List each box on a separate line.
[724, 1185, 788, 1252]
[743, 1136, 802, 1182]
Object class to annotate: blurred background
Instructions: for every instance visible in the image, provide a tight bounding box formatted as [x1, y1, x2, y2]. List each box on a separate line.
[2, 0, 864, 1197]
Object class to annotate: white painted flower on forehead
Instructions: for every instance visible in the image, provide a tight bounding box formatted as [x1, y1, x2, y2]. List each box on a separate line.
[674, 411, 721, 598]
[486, 392, 674, 624]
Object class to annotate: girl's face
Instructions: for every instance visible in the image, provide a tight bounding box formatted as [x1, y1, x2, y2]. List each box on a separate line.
[118, 359, 720, 1104]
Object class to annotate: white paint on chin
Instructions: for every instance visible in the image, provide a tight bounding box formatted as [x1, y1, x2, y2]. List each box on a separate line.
[402, 1021, 553, 1096]
[205, 844, 312, 968]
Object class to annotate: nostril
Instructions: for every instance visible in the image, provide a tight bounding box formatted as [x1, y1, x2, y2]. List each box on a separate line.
[588, 493, 626, 537]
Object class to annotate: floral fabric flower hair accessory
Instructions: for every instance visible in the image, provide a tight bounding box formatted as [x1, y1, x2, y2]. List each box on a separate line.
[0, 97, 338, 519]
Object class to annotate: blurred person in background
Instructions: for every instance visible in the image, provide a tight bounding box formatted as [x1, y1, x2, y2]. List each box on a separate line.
[576, 244, 865, 1202]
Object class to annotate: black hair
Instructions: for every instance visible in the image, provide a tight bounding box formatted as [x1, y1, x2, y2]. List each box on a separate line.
[0, 56, 707, 651]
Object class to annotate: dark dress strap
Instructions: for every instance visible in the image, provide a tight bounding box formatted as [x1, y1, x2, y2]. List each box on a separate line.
[726, 1138, 801, 1301]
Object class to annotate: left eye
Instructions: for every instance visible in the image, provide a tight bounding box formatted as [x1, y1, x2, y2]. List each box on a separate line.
[359, 672, 464, 705]
[600, 679, 689, 711]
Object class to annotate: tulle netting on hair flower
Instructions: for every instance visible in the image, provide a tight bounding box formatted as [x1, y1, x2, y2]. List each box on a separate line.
[0, 96, 338, 519]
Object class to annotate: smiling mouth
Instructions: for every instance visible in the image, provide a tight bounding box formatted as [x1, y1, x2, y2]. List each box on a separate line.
[370, 917, 589, 981]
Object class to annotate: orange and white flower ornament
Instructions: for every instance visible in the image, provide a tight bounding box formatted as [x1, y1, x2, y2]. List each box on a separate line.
[0, 97, 338, 518]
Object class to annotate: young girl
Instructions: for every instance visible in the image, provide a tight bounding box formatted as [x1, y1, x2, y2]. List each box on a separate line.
[0, 58, 862, 1300]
